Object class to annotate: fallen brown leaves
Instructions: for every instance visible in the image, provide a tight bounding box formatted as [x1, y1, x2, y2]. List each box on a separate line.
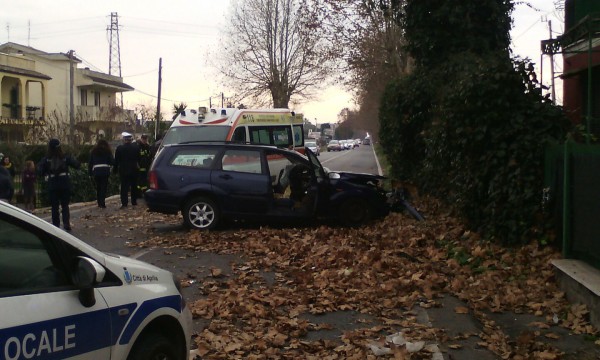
[126, 197, 597, 359]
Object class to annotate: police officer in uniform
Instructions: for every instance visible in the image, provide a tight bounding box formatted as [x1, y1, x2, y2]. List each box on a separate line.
[37, 139, 80, 231]
[88, 139, 114, 208]
[137, 134, 151, 193]
[114, 132, 140, 208]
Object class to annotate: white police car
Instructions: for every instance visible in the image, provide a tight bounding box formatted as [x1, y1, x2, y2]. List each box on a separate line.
[0, 201, 192, 359]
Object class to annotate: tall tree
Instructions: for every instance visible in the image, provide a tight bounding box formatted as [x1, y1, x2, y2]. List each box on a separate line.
[220, 0, 329, 108]
[302, 0, 409, 138]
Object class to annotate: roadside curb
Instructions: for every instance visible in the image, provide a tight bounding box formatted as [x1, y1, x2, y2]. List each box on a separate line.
[33, 195, 121, 219]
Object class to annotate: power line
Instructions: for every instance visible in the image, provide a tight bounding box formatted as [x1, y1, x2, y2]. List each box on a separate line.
[131, 88, 212, 104]
[77, 54, 104, 72]
[122, 68, 159, 78]
[6, 16, 105, 29]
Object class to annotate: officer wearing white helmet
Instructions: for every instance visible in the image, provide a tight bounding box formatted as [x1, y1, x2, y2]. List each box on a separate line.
[114, 132, 140, 208]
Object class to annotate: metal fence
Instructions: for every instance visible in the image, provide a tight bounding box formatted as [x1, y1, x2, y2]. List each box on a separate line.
[545, 143, 600, 269]
[10, 172, 44, 209]
[8, 166, 122, 210]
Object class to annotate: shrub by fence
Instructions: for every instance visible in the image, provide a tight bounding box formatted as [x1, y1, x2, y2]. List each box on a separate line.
[12, 167, 121, 208]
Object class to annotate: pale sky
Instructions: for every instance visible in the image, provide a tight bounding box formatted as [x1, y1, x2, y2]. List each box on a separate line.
[1, 0, 563, 125]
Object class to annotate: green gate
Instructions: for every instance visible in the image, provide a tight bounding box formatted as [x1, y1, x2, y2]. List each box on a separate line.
[546, 142, 600, 269]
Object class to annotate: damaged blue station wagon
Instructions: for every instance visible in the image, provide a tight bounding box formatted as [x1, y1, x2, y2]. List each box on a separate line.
[144, 142, 421, 230]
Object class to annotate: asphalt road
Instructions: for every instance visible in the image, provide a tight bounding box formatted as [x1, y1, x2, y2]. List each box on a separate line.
[35, 145, 600, 359]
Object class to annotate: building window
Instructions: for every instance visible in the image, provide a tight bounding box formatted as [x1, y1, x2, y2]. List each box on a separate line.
[80, 89, 87, 106]
[94, 92, 100, 106]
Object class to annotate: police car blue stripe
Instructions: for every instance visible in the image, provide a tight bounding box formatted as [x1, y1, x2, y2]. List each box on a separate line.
[109, 303, 138, 345]
[0, 308, 111, 360]
[118, 295, 182, 345]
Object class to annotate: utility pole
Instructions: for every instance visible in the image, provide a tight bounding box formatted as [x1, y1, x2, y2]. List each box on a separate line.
[548, 20, 556, 103]
[156, 58, 162, 140]
[69, 50, 75, 145]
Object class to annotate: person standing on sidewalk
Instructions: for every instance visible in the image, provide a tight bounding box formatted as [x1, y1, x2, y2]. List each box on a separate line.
[21, 160, 37, 211]
[114, 132, 140, 209]
[137, 134, 151, 193]
[150, 133, 163, 160]
[0, 154, 14, 203]
[88, 139, 114, 208]
[37, 138, 80, 231]
[1, 154, 16, 178]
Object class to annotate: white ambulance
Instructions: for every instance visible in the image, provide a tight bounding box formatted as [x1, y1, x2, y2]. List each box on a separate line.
[0, 201, 192, 360]
[162, 107, 305, 152]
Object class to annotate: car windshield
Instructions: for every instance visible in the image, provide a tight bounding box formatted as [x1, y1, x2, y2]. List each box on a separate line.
[329, 140, 339, 144]
[305, 142, 317, 147]
[162, 125, 231, 145]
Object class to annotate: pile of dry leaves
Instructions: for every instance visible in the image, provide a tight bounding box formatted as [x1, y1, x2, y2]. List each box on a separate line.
[133, 197, 598, 359]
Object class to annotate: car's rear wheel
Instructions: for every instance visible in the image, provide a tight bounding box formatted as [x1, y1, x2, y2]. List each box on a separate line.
[339, 198, 371, 226]
[183, 196, 219, 230]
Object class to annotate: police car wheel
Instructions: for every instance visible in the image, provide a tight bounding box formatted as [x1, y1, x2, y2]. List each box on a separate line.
[183, 196, 219, 230]
[129, 333, 177, 360]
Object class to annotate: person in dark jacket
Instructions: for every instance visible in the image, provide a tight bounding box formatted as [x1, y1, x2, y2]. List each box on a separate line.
[114, 132, 140, 209]
[37, 138, 80, 231]
[150, 133, 163, 160]
[1, 154, 16, 178]
[22, 160, 37, 211]
[137, 134, 151, 193]
[88, 139, 114, 208]
[0, 154, 14, 202]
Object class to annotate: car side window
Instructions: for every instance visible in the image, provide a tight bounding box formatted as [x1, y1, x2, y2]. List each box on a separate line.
[220, 149, 263, 174]
[170, 148, 219, 168]
[265, 151, 299, 194]
[0, 217, 69, 296]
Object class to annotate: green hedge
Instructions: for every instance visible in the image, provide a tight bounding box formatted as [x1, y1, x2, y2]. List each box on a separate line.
[379, 55, 571, 245]
[1, 143, 120, 207]
[37, 170, 121, 206]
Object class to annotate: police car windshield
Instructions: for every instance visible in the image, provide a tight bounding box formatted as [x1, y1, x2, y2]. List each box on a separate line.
[162, 126, 231, 146]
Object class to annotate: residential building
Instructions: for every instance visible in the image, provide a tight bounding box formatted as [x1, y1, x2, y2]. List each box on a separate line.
[0, 42, 134, 144]
[541, 0, 600, 330]
[542, 0, 600, 136]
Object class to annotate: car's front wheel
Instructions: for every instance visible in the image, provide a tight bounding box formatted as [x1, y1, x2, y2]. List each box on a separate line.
[339, 198, 371, 226]
[129, 333, 178, 360]
[183, 196, 219, 230]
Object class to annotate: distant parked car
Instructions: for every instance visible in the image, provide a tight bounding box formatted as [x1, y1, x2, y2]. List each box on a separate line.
[363, 138, 371, 145]
[327, 140, 341, 152]
[305, 141, 320, 156]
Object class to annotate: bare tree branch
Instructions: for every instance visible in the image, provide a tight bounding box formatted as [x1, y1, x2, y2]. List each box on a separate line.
[218, 0, 331, 108]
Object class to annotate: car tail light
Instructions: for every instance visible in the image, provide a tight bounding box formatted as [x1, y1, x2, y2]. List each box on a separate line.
[148, 170, 158, 190]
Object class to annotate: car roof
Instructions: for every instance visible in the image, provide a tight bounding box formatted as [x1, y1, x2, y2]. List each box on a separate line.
[160, 141, 305, 156]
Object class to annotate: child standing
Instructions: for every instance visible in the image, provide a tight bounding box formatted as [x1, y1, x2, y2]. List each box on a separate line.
[22, 160, 37, 211]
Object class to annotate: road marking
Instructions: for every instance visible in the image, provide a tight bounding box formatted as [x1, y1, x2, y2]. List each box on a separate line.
[131, 249, 152, 259]
[320, 150, 352, 164]
[372, 146, 383, 176]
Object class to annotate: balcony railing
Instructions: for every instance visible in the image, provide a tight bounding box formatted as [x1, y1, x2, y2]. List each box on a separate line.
[542, 13, 600, 55]
[0, 105, 46, 125]
[77, 105, 135, 123]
